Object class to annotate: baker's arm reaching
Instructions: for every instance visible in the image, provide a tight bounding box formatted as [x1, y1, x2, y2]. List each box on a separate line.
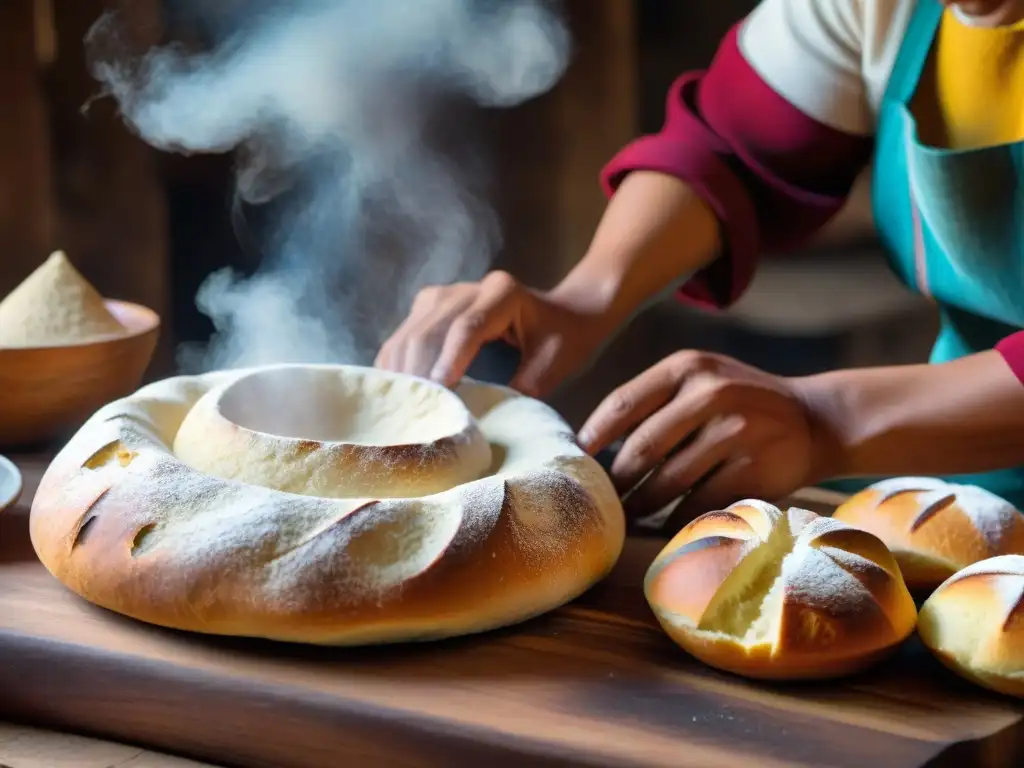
[795, 332, 1024, 480]
[594, 11, 876, 311]
[576, 332, 1024, 522]
[379, 0, 877, 390]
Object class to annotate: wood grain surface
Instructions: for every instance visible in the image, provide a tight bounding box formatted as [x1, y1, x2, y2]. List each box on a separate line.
[0, 721, 217, 768]
[2, 454, 1023, 768]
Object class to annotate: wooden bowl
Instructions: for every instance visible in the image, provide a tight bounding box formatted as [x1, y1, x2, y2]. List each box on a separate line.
[0, 300, 160, 449]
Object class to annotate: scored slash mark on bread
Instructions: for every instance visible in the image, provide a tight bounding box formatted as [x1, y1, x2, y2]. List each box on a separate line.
[869, 478, 1019, 544]
[906, 494, 957, 532]
[69, 487, 111, 551]
[83, 440, 138, 471]
[834, 478, 1024, 593]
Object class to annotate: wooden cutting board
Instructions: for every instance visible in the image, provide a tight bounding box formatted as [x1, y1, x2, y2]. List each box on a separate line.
[2, 455, 1023, 768]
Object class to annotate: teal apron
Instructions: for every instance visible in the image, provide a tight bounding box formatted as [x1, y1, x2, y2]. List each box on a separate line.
[828, 0, 1024, 507]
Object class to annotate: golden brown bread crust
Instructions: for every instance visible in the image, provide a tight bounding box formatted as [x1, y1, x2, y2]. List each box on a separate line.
[644, 500, 918, 680]
[833, 478, 1024, 593]
[29, 365, 625, 644]
[918, 555, 1024, 698]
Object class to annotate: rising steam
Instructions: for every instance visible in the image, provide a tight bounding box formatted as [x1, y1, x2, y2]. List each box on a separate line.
[88, 0, 570, 371]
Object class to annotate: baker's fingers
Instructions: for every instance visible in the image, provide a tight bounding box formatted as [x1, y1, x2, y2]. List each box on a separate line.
[509, 334, 564, 399]
[429, 272, 522, 387]
[606, 376, 736, 494]
[376, 293, 471, 376]
[577, 363, 682, 456]
[374, 333, 401, 370]
[665, 455, 754, 531]
[399, 297, 487, 379]
[622, 415, 745, 517]
[376, 284, 447, 369]
[398, 328, 452, 380]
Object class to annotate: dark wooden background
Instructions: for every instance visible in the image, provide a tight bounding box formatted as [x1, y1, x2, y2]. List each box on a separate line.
[0, 0, 931, 431]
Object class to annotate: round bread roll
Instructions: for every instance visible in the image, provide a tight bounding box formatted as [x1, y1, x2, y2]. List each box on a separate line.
[644, 500, 918, 680]
[30, 364, 625, 645]
[918, 555, 1024, 698]
[833, 478, 1024, 593]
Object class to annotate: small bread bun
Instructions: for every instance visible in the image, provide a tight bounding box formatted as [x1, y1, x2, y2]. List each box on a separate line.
[833, 478, 1024, 593]
[644, 500, 917, 680]
[918, 555, 1024, 698]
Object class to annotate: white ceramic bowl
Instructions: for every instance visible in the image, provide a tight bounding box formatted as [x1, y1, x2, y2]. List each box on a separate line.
[0, 454, 23, 513]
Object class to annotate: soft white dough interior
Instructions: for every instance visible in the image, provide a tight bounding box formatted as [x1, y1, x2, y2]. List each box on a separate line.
[218, 366, 468, 445]
[696, 518, 794, 644]
[688, 516, 885, 653]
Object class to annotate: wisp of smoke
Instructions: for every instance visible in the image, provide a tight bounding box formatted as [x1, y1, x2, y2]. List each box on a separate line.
[88, 0, 570, 372]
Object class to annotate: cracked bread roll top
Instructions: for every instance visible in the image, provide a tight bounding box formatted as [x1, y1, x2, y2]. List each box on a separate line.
[833, 478, 1024, 593]
[918, 555, 1024, 698]
[644, 500, 917, 680]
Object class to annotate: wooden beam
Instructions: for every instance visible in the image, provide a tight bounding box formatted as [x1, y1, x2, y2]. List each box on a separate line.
[47, 0, 172, 376]
[0, 0, 55, 297]
[553, 0, 639, 276]
[491, 0, 638, 288]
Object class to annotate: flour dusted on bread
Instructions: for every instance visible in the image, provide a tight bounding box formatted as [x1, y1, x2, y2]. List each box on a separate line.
[833, 478, 1024, 593]
[28, 365, 626, 645]
[0, 251, 125, 348]
[866, 477, 1021, 549]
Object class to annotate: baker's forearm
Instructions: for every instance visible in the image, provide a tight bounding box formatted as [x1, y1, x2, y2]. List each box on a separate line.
[549, 171, 721, 328]
[795, 350, 1024, 479]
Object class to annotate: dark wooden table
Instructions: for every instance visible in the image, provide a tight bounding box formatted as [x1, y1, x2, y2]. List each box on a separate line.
[2, 453, 1023, 768]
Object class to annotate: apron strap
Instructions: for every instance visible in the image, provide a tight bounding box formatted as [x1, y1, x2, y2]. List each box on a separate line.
[882, 0, 944, 106]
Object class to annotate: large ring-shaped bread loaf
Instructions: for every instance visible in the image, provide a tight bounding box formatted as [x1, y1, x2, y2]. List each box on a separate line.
[29, 364, 625, 645]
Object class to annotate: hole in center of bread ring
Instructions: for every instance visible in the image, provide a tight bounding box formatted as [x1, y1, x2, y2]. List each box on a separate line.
[172, 365, 493, 499]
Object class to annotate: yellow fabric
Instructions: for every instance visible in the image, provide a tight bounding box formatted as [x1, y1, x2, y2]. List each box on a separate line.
[919, 10, 1024, 149]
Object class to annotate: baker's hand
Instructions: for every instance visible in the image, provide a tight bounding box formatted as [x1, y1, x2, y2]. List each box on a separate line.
[578, 351, 832, 528]
[376, 270, 613, 398]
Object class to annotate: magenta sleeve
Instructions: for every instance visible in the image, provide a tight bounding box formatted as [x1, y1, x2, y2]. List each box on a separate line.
[600, 24, 875, 309]
[996, 331, 1024, 385]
